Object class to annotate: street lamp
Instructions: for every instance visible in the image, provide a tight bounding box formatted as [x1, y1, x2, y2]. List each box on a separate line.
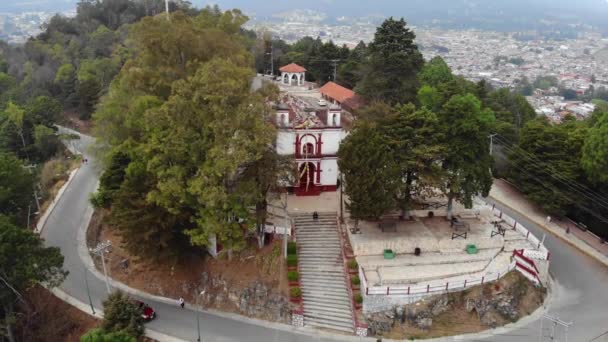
[90, 240, 112, 294]
[83, 266, 95, 314]
[197, 290, 206, 342]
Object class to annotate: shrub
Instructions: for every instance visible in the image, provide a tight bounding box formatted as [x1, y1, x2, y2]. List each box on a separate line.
[351, 275, 360, 286]
[287, 271, 299, 282]
[354, 293, 363, 304]
[348, 259, 358, 269]
[287, 241, 297, 255]
[290, 287, 301, 298]
[101, 291, 144, 338]
[287, 254, 298, 267]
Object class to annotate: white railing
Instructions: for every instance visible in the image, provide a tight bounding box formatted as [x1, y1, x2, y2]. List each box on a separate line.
[361, 262, 516, 296]
[489, 203, 549, 260]
[263, 224, 291, 236]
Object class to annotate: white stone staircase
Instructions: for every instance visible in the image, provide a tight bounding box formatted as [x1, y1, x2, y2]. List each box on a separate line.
[293, 212, 355, 333]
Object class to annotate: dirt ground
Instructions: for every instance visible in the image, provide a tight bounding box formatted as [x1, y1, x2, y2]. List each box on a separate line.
[88, 209, 290, 316]
[380, 272, 546, 339]
[14, 286, 99, 342]
[35, 150, 81, 227]
[62, 109, 93, 134]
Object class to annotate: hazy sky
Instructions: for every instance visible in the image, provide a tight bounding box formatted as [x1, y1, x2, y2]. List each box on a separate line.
[2, 0, 608, 31]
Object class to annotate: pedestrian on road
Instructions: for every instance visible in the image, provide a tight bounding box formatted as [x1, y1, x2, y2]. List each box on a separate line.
[546, 216, 552, 224]
[179, 297, 185, 309]
[313, 211, 318, 221]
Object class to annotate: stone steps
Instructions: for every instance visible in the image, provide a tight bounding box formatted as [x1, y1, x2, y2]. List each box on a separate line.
[304, 318, 353, 333]
[294, 210, 354, 334]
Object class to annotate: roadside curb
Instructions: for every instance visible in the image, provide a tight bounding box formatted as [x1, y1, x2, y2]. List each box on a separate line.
[489, 195, 608, 268]
[35, 167, 80, 234]
[49, 287, 188, 342]
[74, 187, 366, 341]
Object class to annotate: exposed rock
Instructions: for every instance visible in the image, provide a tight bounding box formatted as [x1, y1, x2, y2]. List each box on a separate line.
[431, 295, 450, 316]
[365, 312, 394, 335]
[465, 298, 476, 313]
[495, 295, 519, 321]
[394, 305, 406, 324]
[415, 317, 433, 330]
[480, 311, 500, 328]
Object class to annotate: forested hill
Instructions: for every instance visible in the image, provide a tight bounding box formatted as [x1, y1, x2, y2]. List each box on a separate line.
[0, 0, 196, 121]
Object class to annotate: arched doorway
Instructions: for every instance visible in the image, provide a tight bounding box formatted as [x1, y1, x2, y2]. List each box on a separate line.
[299, 162, 316, 191]
[303, 142, 314, 156]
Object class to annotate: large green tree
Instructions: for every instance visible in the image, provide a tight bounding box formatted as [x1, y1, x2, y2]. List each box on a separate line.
[507, 117, 587, 215]
[581, 111, 608, 183]
[438, 94, 494, 217]
[0, 153, 34, 224]
[378, 104, 446, 215]
[0, 216, 66, 342]
[356, 17, 424, 105]
[338, 122, 398, 220]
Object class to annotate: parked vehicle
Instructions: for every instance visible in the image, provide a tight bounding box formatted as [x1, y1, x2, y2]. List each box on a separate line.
[134, 300, 157, 321]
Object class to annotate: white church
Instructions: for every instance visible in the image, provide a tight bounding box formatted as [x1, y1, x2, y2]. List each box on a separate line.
[274, 63, 349, 196]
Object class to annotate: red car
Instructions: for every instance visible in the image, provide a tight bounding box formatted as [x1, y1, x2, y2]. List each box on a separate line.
[134, 300, 157, 321]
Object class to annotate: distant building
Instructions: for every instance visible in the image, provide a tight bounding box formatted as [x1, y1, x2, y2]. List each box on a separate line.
[279, 63, 307, 86]
[319, 81, 364, 113]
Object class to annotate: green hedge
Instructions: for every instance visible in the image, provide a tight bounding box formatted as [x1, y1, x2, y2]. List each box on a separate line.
[287, 242, 297, 255]
[287, 254, 298, 267]
[348, 259, 358, 269]
[354, 293, 363, 304]
[290, 287, 301, 298]
[287, 271, 299, 282]
[351, 275, 360, 286]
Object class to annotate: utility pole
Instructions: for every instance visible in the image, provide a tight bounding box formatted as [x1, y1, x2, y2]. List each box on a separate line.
[539, 314, 572, 342]
[90, 240, 112, 294]
[331, 59, 339, 82]
[269, 41, 274, 76]
[164, 0, 169, 20]
[489, 134, 498, 156]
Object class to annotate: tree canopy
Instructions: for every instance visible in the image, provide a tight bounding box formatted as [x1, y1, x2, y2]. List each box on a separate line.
[356, 17, 424, 105]
[0, 215, 66, 342]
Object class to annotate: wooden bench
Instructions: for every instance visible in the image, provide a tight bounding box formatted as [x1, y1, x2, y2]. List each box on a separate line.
[378, 221, 397, 233]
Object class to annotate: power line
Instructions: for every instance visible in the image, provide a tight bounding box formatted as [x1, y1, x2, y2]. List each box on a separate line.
[494, 135, 608, 210]
[493, 134, 608, 206]
[494, 151, 608, 223]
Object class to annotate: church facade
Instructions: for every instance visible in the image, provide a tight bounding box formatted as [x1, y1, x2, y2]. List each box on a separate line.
[275, 98, 347, 196]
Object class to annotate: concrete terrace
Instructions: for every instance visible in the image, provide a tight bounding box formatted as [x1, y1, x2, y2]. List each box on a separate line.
[346, 202, 540, 288]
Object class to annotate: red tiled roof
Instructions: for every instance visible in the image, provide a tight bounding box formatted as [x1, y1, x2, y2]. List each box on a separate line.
[319, 81, 356, 104]
[279, 63, 307, 73]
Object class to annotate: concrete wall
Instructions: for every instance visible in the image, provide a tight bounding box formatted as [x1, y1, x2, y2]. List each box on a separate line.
[277, 130, 295, 155]
[321, 129, 342, 155]
[321, 158, 339, 186]
[363, 293, 433, 313]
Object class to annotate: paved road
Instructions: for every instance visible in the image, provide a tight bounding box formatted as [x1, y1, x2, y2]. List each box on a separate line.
[41, 129, 608, 342]
[484, 198, 608, 342]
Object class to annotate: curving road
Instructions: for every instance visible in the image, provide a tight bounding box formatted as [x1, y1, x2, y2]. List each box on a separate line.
[41, 128, 608, 342]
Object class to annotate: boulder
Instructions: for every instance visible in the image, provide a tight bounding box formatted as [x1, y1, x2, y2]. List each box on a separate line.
[365, 312, 394, 335]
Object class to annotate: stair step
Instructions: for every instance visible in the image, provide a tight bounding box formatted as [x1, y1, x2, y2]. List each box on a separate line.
[304, 316, 354, 331]
[304, 306, 353, 319]
[301, 284, 349, 292]
[303, 297, 352, 309]
[302, 289, 350, 304]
